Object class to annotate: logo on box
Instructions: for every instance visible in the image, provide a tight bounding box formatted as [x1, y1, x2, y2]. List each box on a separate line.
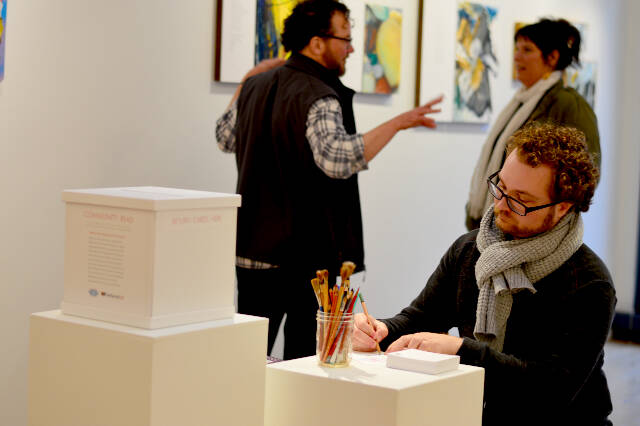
[88, 288, 124, 300]
[100, 291, 125, 301]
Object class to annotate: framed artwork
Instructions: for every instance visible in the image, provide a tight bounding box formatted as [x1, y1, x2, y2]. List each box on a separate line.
[255, 0, 301, 63]
[511, 21, 527, 81]
[214, 0, 256, 83]
[0, 0, 6, 81]
[214, 0, 368, 92]
[564, 61, 596, 107]
[417, 0, 501, 123]
[453, 2, 498, 122]
[362, 4, 403, 94]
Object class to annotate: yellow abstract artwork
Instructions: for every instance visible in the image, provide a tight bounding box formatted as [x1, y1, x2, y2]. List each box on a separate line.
[362, 4, 402, 94]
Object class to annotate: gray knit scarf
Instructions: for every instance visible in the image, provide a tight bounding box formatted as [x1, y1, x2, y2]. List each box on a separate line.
[474, 207, 583, 351]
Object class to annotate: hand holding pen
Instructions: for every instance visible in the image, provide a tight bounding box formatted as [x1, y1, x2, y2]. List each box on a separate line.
[352, 295, 388, 353]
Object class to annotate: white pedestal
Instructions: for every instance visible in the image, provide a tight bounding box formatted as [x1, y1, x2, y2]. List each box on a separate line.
[265, 354, 484, 426]
[28, 310, 267, 426]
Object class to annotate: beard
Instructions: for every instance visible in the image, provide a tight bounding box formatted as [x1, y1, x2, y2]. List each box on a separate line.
[322, 51, 346, 76]
[494, 208, 555, 239]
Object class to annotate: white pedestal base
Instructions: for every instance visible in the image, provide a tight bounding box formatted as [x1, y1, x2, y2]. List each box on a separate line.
[28, 310, 267, 426]
[265, 354, 484, 426]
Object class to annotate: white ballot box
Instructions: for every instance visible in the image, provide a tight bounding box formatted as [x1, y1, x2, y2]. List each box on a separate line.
[265, 354, 484, 426]
[61, 186, 241, 329]
[28, 310, 267, 426]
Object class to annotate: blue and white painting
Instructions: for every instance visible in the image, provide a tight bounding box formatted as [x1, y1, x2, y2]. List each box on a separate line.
[454, 1, 498, 123]
[0, 0, 6, 81]
[564, 62, 597, 108]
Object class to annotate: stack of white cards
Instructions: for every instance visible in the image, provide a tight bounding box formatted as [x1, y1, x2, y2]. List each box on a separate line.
[386, 349, 460, 374]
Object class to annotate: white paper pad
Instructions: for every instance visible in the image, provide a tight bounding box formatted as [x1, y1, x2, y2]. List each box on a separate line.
[386, 349, 460, 375]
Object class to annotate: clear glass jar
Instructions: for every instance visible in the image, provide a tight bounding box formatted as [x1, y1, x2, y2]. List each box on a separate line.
[316, 310, 354, 367]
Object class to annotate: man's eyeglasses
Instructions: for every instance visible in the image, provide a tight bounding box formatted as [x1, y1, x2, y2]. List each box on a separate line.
[487, 171, 562, 216]
[319, 34, 353, 45]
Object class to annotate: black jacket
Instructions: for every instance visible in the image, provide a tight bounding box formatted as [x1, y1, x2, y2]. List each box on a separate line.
[382, 229, 616, 426]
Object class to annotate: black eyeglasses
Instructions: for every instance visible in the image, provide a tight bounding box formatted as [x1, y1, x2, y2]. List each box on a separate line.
[487, 171, 562, 216]
[319, 34, 353, 45]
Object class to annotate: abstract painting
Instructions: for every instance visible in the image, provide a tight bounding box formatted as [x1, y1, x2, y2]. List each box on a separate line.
[216, 0, 363, 90]
[511, 22, 527, 81]
[564, 62, 596, 107]
[255, 0, 302, 63]
[0, 0, 6, 81]
[362, 4, 402, 94]
[454, 1, 498, 122]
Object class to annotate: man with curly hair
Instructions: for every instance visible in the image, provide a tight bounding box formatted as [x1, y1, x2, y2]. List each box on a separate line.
[354, 122, 615, 425]
[215, 0, 441, 359]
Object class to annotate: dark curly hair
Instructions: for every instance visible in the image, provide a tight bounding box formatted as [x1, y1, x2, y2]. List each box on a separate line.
[281, 0, 349, 53]
[515, 18, 581, 70]
[506, 122, 599, 213]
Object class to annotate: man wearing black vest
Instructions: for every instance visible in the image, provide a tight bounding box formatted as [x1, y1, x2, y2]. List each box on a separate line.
[216, 0, 442, 359]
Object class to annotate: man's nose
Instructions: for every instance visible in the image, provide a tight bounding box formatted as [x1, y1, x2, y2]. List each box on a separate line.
[494, 195, 509, 211]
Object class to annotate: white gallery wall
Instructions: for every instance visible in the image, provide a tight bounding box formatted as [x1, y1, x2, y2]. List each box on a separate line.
[0, 0, 637, 425]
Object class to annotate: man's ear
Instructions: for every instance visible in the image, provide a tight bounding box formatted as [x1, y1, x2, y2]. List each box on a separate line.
[307, 36, 326, 56]
[299, 36, 327, 67]
[555, 201, 574, 220]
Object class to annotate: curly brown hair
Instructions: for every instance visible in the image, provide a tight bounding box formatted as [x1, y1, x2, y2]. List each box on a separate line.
[506, 122, 599, 212]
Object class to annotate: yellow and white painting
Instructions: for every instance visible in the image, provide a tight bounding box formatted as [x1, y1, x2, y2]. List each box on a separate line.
[362, 4, 402, 94]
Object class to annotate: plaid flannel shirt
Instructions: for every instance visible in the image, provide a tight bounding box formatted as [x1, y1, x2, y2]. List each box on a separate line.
[215, 95, 367, 269]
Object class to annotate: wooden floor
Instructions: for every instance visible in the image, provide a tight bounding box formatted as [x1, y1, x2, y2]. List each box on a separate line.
[603, 339, 640, 425]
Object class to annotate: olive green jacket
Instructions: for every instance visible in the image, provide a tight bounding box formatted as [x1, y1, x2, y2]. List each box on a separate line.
[526, 79, 600, 169]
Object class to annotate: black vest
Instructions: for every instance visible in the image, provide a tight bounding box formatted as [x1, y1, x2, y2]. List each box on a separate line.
[235, 53, 364, 275]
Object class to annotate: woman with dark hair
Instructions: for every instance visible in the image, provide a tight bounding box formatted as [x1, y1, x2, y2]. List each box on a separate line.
[465, 18, 600, 231]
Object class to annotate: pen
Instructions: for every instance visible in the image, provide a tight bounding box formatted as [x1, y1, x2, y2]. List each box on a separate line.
[358, 293, 382, 354]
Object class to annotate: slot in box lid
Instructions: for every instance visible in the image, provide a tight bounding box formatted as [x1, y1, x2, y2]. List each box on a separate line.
[62, 186, 241, 211]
